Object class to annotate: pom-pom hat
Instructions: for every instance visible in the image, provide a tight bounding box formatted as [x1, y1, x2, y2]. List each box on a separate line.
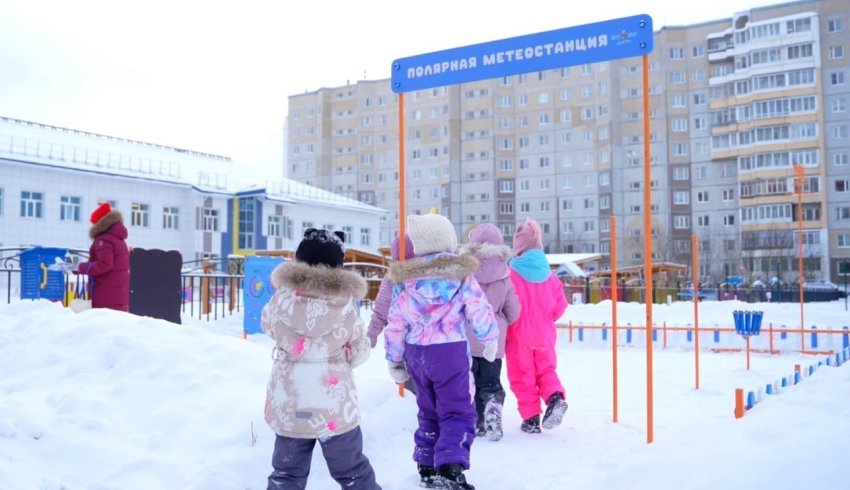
[90, 202, 111, 224]
[295, 228, 346, 268]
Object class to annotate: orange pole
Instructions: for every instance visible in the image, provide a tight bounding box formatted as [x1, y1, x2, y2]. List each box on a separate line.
[611, 216, 619, 423]
[398, 93, 407, 258]
[663, 321, 667, 349]
[795, 165, 804, 354]
[692, 234, 700, 390]
[769, 323, 774, 354]
[398, 382, 405, 397]
[746, 336, 751, 370]
[734, 388, 745, 419]
[569, 320, 573, 343]
[642, 54, 655, 444]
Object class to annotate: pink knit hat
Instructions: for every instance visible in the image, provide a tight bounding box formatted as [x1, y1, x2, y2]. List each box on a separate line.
[468, 223, 503, 246]
[513, 218, 542, 255]
[390, 234, 415, 260]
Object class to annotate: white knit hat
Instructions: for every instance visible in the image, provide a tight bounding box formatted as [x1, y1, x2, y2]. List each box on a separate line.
[407, 214, 457, 255]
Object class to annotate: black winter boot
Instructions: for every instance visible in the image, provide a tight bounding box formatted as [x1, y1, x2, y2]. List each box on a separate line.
[483, 399, 503, 441]
[520, 414, 541, 434]
[542, 392, 569, 429]
[418, 464, 437, 488]
[433, 464, 475, 489]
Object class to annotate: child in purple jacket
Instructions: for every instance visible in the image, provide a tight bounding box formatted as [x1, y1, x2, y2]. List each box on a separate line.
[384, 214, 498, 490]
[458, 224, 520, 442]
[367, 235, 414, 347]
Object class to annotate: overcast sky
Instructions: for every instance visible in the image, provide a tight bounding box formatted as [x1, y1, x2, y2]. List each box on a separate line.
[0, 0, 784, 172]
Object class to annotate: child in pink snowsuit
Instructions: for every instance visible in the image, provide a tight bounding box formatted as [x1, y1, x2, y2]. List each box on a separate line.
[506, 218, 569, 433]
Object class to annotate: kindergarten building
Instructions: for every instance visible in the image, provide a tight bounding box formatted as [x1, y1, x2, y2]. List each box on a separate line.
[0, 116, 387, 262]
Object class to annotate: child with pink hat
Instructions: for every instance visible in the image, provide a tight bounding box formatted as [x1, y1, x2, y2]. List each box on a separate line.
[507, 218, 569, 434]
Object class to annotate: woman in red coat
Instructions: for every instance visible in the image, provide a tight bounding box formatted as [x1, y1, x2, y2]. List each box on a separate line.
[77, 202, 130, 312]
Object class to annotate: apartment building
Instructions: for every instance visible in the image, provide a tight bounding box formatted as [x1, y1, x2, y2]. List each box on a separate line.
[286, 0, 849, 283]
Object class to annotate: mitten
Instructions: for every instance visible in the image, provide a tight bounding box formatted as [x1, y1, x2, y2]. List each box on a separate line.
[482, 341, 498, 363]
[387, 361, 409, 383]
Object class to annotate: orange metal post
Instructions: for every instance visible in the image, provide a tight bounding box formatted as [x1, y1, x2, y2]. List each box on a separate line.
[398, 93, 407, 259]
[769, 323, 774, 354]
[642, 54, 655, 444]
[398, 383, 405, 397]
[734, 389, 745, 419]
[611, 216, 619, 423]
[663, 321, 667, 349]
[795, 165, 805, 354]
[692, 234, 700, 390]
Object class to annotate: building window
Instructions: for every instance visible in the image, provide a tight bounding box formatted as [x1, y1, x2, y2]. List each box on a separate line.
[20, 191, 44, 218]
[828, 18, 843, 33]
[499, 180, 514, 194]
[130, 203, 149, 227]
[60, 196, 82, 222]
[202, 208, 219, 232]
[839, 234, 850, 248]
[832, 72, 846, 86]
[674, 215, 690, 229]
[338, 226, 351, 244]
[162, 206, 179, 230]
[358, 228, 370, 247]
[829, 46, 845, 60]
[674, 191, 689, 205]
[669, 47, 684, 59]
[238, 199, 255, 249]
[267, 215, 282, 237]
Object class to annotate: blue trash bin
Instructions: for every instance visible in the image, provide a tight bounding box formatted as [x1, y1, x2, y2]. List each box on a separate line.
[733, 310, 764, 337]
[20, 247, 68, 301]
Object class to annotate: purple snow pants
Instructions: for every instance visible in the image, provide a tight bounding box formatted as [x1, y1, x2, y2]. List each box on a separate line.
[405, 341, 476, 470]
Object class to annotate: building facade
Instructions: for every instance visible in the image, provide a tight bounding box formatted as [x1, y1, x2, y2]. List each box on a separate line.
[286, 0, 849, 284]
[0, 117, 385, 263]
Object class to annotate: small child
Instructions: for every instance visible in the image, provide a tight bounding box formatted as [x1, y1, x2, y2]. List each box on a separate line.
[262, 228, 381, 490]
[506, 218, 569, 434]
[458, 223, 520, 442]
[367, 234, 415, 348]
[385, 214, 498, 490]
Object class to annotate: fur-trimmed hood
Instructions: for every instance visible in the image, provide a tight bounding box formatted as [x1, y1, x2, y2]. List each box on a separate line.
[458, 243, 512, 284]
[89, 211, 127, 240]
[458, 242, 512, 261]
[388, 253, 479, 283]
[271, 261, 367, 300]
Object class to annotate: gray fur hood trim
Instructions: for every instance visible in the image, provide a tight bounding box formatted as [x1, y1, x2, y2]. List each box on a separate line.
[271, 261, 367, 299]
[458, 242, 512, 261]
[388, 254, 479, 282]
[89, 211, 123, 239]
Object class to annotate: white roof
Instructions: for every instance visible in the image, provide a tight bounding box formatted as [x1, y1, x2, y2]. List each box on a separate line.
[545, 253, 602, 266]
[0, 115, 387, 214]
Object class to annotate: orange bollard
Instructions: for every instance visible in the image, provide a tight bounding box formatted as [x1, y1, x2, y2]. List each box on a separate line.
[794, 364, 801, 374]
[734, 388, 745, 419]
[398, 383, 405, 397]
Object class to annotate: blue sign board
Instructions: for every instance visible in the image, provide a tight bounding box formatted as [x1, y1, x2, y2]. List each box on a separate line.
[243, 256, 285, 335]
[391, 14, 653, 93]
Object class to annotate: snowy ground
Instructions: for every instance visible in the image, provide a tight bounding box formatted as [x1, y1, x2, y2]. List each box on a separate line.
[0, 299, 848, 489]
